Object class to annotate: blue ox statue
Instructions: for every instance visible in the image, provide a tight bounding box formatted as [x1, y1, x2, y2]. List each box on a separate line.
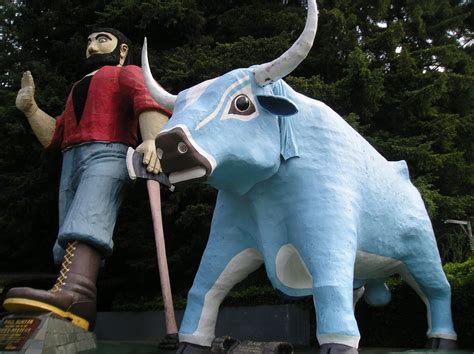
[142, 1, 457, 353]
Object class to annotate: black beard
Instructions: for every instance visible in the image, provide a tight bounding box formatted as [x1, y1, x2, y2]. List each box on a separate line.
[80, 47, 121, 77]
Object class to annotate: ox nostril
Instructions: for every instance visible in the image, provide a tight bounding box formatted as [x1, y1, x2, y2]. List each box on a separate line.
[177, 142, 188, 154]
[156, 148, 163, 159]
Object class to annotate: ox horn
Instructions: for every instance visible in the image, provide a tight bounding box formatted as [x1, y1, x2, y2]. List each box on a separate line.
[141, 37, 177, 110]
[253, 0, 318, 86]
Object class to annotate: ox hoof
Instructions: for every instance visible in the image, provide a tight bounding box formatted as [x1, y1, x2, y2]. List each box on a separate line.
[176, 342, 211, 354]
[425, 338, 458, 349]
[319, 343, 358, 354]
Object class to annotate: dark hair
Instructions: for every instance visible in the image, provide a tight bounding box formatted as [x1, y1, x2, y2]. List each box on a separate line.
[89, 27, 133, 65]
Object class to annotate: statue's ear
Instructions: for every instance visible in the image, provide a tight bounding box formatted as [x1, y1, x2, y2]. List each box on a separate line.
[119, 43, 129, 64]
[256, 95, 298, 116]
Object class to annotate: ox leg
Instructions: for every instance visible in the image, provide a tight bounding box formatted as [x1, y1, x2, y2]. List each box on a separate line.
[402, 257, 457, 348]
[178, 238, 263, 349]
[313, 284, 360, 353]
[287, 211, 360, 352]
[291, 242, 359, 351]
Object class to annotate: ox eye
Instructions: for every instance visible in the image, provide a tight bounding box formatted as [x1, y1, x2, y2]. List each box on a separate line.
[235, 95, 249, 111]
[229, 94, 256, 115]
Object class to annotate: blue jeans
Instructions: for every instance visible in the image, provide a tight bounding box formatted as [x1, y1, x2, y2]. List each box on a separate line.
[53, 142, 130, 264]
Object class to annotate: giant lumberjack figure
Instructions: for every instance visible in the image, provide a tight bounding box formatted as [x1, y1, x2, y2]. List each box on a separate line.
[3, 28, 171, 330]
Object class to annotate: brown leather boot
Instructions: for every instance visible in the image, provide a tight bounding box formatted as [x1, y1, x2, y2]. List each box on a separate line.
[2, 241, 101, 331]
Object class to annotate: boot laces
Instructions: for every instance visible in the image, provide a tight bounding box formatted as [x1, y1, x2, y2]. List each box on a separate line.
[50, 241, 77, 292]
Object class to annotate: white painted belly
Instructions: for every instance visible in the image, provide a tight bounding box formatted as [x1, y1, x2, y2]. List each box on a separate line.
[276, 244, 312, 289]
[275, 245, 404, 290]
[354, 251, 403, 279]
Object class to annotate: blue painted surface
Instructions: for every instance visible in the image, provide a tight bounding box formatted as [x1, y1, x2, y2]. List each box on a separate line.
[154, 68, 456, 348]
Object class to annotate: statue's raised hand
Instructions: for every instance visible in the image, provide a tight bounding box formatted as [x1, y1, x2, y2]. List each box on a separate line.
[15, 71, 55, 147]
[16, 71, 39, 117]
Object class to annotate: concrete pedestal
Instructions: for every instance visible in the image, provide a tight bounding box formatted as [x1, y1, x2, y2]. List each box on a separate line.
[0, 313, 96, 353]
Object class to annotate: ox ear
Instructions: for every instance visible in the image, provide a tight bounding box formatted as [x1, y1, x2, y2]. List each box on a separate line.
[279, 116, 300, 160]
[256, 95, 298, 116]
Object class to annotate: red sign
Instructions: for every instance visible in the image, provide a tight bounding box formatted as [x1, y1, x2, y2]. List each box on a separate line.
[0, 317, 41, 351]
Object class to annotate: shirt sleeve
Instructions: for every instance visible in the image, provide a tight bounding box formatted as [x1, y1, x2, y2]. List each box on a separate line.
[119, 65, 172, 118]
[46, 114, 64, 151]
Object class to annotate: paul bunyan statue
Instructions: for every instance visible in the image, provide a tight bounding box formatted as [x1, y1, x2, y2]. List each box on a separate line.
[140, 0, 458, 353]
[3, 28, 171, 331]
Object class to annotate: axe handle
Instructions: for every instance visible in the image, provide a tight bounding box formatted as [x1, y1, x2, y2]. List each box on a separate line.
[146, 179, 178, 335]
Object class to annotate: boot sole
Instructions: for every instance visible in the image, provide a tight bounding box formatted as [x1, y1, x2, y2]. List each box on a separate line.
[3, 298, 90, 331]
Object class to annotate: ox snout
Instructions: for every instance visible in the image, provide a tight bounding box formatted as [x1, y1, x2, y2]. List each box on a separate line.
[156, 126, 214, 185]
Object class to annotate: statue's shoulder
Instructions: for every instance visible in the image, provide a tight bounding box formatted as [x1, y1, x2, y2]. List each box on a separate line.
[120, 64, 142, 76]
[118, 65, 148, 90]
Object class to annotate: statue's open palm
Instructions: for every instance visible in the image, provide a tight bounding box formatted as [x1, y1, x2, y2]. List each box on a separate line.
[16, 71, 37, 115]
[15, 71, 55, 147]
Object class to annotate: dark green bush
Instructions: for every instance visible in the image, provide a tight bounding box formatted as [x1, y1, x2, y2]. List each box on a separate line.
[438, 232, 471, 263]
[444, 258, 474, 348]
[358, 258, 474, 348]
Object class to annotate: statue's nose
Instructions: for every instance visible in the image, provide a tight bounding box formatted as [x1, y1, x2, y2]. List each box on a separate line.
[87, 43, 99, 57]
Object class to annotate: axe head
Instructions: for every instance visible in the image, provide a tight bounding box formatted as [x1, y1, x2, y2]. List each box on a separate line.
[126, 147, 174, 190]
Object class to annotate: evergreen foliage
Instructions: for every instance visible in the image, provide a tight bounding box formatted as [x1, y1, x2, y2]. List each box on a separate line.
[0, 0, 472, 314]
